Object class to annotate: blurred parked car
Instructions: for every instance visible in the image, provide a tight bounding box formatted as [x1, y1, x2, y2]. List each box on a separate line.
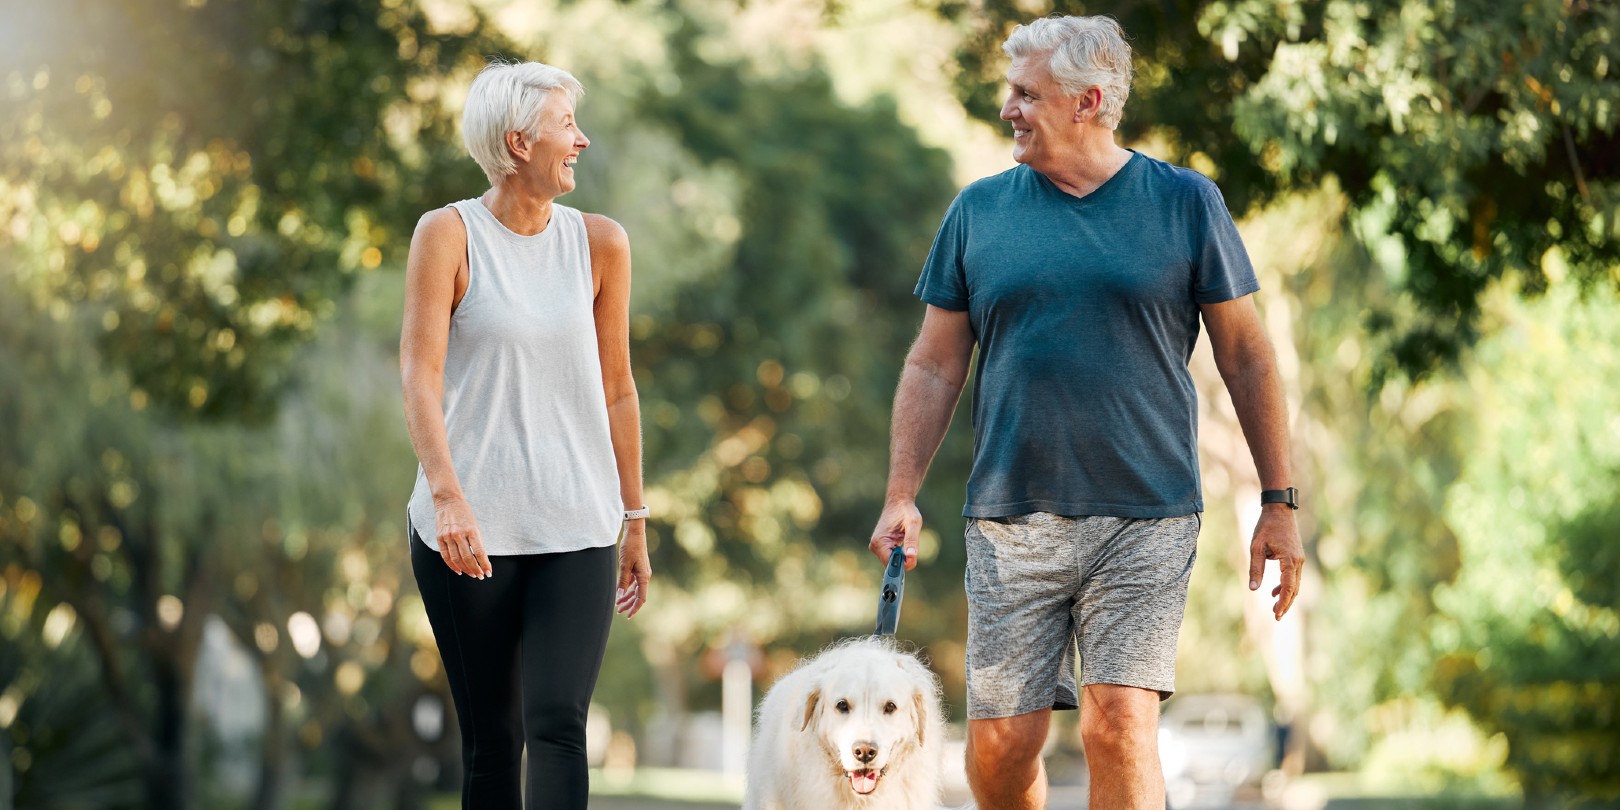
[1158, 693, 1275, 807]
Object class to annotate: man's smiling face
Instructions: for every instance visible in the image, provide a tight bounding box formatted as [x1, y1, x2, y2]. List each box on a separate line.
[1000, 53, 1083, 170]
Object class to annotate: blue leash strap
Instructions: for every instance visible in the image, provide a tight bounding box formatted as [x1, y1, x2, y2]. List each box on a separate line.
[873, 546, 906, 636]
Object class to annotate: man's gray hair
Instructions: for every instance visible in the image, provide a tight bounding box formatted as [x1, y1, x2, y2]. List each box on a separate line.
[1003, 16, 1133, 130]
[462, 61, 585, 185]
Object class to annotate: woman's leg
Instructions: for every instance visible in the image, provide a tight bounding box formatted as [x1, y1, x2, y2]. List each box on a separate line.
[411, 527, 527, 810]
[518, 543, 616, 810]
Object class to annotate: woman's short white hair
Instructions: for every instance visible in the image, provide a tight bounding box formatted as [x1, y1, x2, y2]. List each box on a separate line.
[1003, 16, 1133, 130]
[462, 61, 585, 185]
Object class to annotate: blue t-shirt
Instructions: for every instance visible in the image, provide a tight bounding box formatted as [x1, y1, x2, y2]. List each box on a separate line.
[914, 152, 1258, 518]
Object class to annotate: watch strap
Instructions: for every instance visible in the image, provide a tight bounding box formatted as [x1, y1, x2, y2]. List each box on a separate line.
[1260, 487, 1299, 509]
[623, 506, 650, 521]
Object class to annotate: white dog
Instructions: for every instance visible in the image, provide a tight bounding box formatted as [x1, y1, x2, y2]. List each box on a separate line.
[744, 636, 946, 810]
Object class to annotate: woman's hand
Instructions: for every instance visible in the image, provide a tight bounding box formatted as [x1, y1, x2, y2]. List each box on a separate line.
[434, 495, 492, 579]
[615, 520, 652, 618]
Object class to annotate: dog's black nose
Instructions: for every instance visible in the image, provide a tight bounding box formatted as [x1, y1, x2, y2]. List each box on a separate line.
[853, 741, 877, 764]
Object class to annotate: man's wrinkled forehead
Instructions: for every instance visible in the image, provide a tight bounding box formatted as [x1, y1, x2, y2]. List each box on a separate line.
[1006, 53, 1055, 91]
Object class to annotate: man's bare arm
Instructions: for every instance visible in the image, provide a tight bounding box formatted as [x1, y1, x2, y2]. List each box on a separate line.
[870, 305, 976, 570]
[1201, 295, 1303, 620]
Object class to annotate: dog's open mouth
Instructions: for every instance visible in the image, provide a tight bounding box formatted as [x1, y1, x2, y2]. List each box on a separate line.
[847, 768, 881, 795]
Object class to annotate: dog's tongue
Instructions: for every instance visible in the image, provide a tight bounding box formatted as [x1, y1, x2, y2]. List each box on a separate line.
[849, 769, 879, 795]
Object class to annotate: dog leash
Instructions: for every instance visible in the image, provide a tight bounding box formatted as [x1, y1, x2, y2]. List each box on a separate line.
[872, 546, 906, 636]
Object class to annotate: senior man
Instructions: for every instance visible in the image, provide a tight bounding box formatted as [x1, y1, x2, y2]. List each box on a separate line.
[868, 15, 1304, 809]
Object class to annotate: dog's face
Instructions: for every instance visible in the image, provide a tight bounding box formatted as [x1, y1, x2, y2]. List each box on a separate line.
[799, 649, 932, 796]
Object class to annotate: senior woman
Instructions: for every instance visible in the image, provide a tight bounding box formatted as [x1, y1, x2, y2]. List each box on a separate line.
[400, 60, 651, 809]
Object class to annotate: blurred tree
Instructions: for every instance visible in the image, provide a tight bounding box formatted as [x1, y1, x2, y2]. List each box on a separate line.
[1428, 284, 1620, 803]
[0, 0, 508, 805]
[259, 279, 461, 810]
[1435, 494, 1620, 803]
[0, 0, 504, 418]
[1255, 190, 1473, 772]
[0, 534, 142, 808]
[0, 275, 192, 809]
[0, 261, 456, 810]
[935, 0, 1620, 379]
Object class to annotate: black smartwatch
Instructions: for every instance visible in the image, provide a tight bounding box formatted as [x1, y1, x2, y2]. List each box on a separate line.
[1260, 487, 1299, 510]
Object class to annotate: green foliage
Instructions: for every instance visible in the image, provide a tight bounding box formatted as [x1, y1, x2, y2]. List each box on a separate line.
[0, 0, 509, 802]
[0, 570, 142, 809]
[1426, 285, 1620, 801]
[0, 260, 452, 808]
[0, 0, 506, 419]
[0, 275, 188, 805]
[938, 0, 1620, 378]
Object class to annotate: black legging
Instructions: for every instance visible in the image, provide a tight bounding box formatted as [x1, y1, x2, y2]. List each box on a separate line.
[411, 527, 616, 810]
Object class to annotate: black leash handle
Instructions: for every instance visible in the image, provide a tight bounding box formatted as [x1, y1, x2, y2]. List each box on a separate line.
[873, 546, 906, 636]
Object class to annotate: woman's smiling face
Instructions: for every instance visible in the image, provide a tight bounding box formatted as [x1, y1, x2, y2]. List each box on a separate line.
[524, 87, 590, 196]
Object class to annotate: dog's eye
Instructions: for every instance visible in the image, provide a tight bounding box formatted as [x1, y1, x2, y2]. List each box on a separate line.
[883, 701, 897, 715]
[835, 699, 850, 713]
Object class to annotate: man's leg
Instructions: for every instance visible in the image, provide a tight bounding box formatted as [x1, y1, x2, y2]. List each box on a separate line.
[1072, 514, 1200, 809]
[1081, 684, 1163, 809]
[962, 514, 1082, 809]
[966, 708, 1051, 810]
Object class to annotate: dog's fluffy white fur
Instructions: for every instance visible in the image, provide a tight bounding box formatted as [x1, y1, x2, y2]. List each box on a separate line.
[744, 636, 946, 810]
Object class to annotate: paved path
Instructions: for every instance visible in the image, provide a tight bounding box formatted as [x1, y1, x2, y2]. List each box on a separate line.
[586, 789, 1268, 809]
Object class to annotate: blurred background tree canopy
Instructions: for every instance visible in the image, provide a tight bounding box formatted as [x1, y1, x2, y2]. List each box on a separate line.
[2, 0, 1618, 807]
[2, 0, 509, 806]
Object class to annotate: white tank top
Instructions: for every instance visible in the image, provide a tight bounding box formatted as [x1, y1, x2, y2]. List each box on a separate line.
[408, 199, 622, 555]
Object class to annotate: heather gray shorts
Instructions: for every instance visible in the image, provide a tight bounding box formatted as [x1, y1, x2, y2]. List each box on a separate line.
[964, 512, 1200, 719]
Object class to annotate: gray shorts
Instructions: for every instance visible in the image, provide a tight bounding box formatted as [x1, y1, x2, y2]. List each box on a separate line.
[964, 512, 1200, 720]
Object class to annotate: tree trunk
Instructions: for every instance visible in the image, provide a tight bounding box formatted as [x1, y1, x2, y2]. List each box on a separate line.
[251, 666, 288, 810]
[145, 643, 197, 810]
[640, 635, 689, 767]
[392, 761, 426, 810]
[326, 725, 394, 810]
[142, 742, 188, 810]
[0, 730, 13, 810]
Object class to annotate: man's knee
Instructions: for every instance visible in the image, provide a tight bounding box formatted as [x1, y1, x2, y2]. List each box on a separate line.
[1080, 685, 1159, 755]
[967, 710, 1050, 771]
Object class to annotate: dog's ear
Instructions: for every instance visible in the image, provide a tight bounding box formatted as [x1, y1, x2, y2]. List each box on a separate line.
[800, 688, 820, 733]
[912, 690, 928, 747]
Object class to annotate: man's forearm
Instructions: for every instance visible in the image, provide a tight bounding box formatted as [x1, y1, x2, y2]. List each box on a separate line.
[1223, 350, 1293, 490]
[885, 360, 967, 503]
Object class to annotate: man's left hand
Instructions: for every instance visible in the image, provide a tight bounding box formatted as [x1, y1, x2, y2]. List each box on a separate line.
[1248, 505, 1303, 620]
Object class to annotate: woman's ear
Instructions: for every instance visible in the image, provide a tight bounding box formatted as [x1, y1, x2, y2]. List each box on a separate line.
[505, 130, 531, 165]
